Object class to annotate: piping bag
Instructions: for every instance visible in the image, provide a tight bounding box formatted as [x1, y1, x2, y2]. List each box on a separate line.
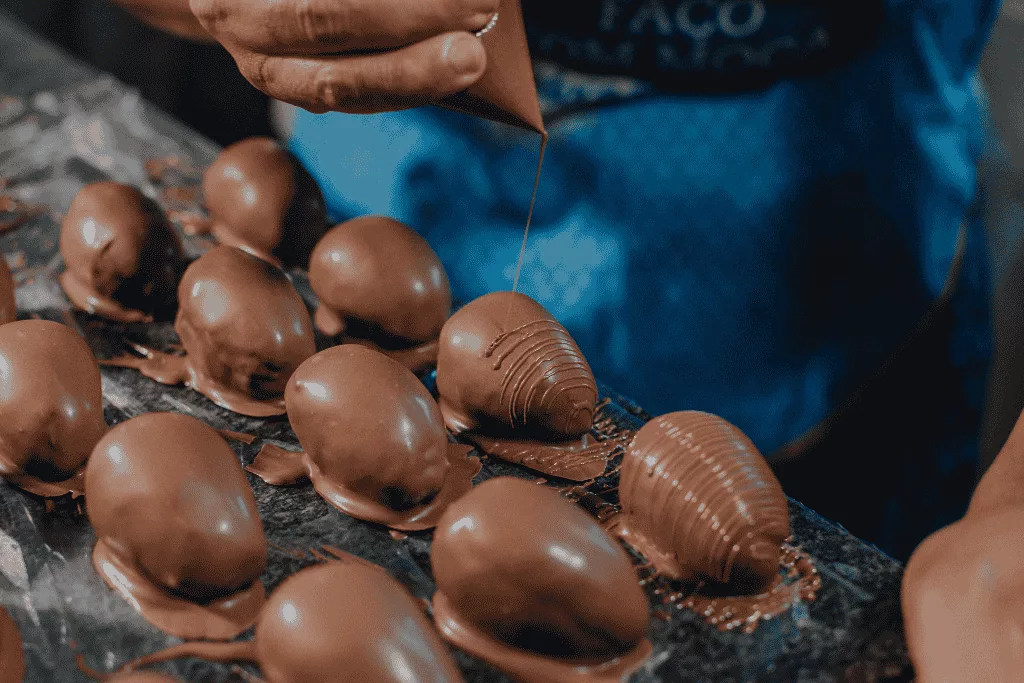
[437, 0, 546, 135]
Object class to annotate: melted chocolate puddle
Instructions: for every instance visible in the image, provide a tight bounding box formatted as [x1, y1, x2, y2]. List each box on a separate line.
[93, 538, 265, 640]
[246, 441, 480, 531]
[101, 344, 287, 418]
[432, 591, 652, 683]
[461, 399, 631, 482]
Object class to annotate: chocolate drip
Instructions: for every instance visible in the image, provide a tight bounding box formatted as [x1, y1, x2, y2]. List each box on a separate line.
[246, 345, 479, 530]
[0, 320, 106, 497]
[86, 413, 267, 639]
[203, 138, 328, 268]
[59, 182, 183, 323]
[0, 606, 23, 683]
[431, 477, 651, 683]
[308, 216, 451, 373]
[117, 557, 464, 683]
[614, 411, 790, 593]
[437, 291, 597, 440]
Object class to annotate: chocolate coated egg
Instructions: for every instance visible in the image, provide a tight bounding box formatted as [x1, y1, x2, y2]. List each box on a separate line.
[60, 182, 183, 322]
[436, 291, 598, 440]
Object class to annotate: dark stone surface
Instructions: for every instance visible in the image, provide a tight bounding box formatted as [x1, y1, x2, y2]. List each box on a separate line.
[0, 10, 912, 682]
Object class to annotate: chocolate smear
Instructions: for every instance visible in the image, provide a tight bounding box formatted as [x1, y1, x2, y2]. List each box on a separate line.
[431, 477, 652, 683]
[203, 138, 329, 268]
[439, 0, 544, 133]
[246, 345, 480, 530]
[437, 291, 613, 480]
[103, 246, 316, 417]
[86, 413, 267, 639]
[115, 555, 465, 683]
[0, 606, 23, 683]
[59, 182, 184, 323]
[0, 320, 106, 498]
[309, 215, 452, 373]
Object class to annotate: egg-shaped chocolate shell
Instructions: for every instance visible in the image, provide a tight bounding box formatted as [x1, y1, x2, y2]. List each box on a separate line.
[432, 477, 649, 661]
[60, 182, 183, 322]
[0, 320, 105, 481]
[309, 216, 451, 344]
[86, 412, 267, 637]
[255, 560, 464, 683]
[203, 137, 328, 268]
[175, 246, 316, 417]
[282, 345, 476, 529]
[619, 411, 790, 592]
[436, 291, 598, 440]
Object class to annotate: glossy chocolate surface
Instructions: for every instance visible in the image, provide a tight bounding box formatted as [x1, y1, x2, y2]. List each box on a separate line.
[436, 291, 598, 440]
[203, 137, 328, 267]
[617, 411, 790, 592]
[432, 476, 650, 680]
[0, 320, 105, 487]
[255, 559, 464, 683]
[309, 215, 451, 370]
[247, 345, 479, 530]
[175, 245, 316, 417]
[60, 182, 183, 322]
[86, 412, 267, 639]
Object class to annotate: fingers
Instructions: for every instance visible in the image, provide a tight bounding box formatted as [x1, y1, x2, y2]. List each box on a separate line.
[234, 32, 487, 114]
[191, 0, 498, 54]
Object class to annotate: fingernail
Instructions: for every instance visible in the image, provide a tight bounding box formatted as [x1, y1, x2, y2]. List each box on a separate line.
[442, 33, 485, 77]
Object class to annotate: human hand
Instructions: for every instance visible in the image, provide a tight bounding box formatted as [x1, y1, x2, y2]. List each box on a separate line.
[188, 0, 496, 113]
[112, 0, 213, 42]
[902, 507, 1024, 682]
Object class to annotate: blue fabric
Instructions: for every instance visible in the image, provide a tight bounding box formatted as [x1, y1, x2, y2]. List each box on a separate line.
[289, 0, 997, 467]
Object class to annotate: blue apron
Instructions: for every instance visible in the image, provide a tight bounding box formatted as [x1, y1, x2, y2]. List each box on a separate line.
[289, 0, 999, 554]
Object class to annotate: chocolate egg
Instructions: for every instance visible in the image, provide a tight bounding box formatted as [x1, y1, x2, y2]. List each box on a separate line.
[247, 345, 479, 530]
[86, 412, 267, 639]
[308, 216, 451, 370]
[203, 137, 328, 267]
[0, 320, 106, 490]
[175, 245, 316, 417]
[60, 182, 183, 322]
[0, 256, 16, 326]
[431, 477, 650, 680]
[255, 560, 464, 682]
[117, 555, 465, 683]
[617, 411, 790, 592]
[436, 291, 598, 440]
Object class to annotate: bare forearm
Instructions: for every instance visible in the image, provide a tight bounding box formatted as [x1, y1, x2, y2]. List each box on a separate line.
[109, 0, 213, 42]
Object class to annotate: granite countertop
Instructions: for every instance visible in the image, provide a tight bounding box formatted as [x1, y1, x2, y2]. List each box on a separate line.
[0, 10, 911, 682]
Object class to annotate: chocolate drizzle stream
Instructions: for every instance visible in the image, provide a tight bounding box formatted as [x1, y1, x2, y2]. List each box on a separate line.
[86, 413, 267, 639]
[431, 477, 651, 683]
[308, 216, 452, 373]
[0, 320, 106, 498]
[114, 555, 464, 683]
[102, 246, 316, 417]
[202, 137, 329, 268]
[246, 345, 480, 530]
[0, 606, 23, 683]
[59, 182, 184, 323]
